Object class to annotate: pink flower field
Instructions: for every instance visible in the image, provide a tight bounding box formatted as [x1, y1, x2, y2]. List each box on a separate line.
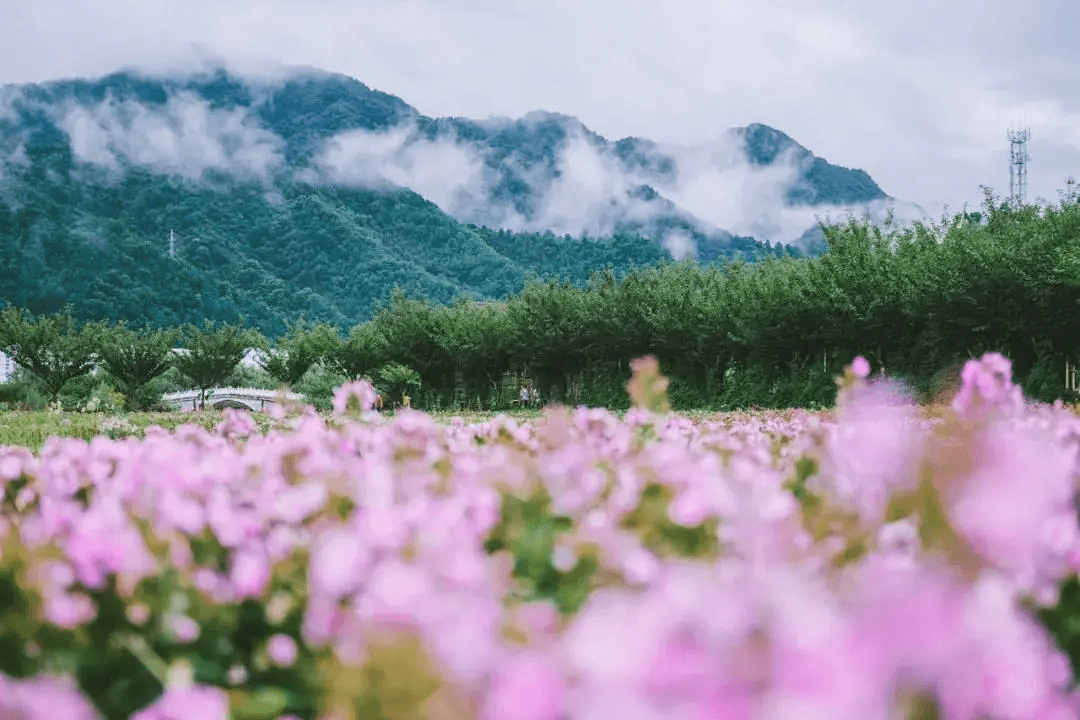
[2, 354, 1080, 719]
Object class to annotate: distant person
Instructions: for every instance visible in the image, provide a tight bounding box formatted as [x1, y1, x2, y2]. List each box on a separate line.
[530, 387, 540, 407]
[520, 385, 529, 407]
[375, 393, 384, 411]
[402, 394, 411, 409]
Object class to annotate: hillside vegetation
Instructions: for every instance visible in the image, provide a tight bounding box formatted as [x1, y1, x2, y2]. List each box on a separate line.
[0, 163, 744, 335]
[3, 193, 1078, 413]
[333, 194, 1080, 410]
[0, 66, 890, 336]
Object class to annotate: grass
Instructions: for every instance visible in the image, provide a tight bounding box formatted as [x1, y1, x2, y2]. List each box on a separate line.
[0, 410, 233, 450]
[4, 400, 1075, 453]
[0, 407, 553, 451]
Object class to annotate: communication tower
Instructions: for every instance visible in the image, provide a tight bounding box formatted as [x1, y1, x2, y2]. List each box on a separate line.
[1007, 127, 1030, 207]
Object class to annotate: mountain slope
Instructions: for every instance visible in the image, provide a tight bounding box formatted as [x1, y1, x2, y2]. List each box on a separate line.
[1, 67, 901, 248]
[0, 65, 903, 332]
[0, 156, 696, 334]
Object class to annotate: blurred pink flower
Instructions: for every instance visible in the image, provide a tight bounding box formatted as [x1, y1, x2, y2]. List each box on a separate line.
[309, 526, 370, 600]
[65, 495, 156, 590]
[0, 673, 98, 720]
[482, 651, 567, 720]
[851, 356, 870, 379]
[818, 377, 922, 523]
[268, 634, 299, 667]
[215, 408, 258, 440]
[131, 684, 230, 720]
[43, 591, 97, 629]
[952, 352, 1024, 418]
[332, 380, 376, 416]
[230, 548, 271, 599]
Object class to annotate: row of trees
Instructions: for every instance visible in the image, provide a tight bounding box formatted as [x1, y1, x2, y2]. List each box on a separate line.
[0, 308, 426, 412]
[0, 310, 253, 410]
[291, 192, 1077, 411]
[4, 192, 1079, 412]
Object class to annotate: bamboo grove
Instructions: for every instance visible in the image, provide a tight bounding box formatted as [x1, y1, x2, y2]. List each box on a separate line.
[3, 192, 1080, 411]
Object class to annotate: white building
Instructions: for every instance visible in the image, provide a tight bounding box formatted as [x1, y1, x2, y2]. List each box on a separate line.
[0, 352, 15, 383]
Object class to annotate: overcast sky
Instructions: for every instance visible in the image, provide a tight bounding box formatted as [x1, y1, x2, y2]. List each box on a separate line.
[4, 0, 1079, 217]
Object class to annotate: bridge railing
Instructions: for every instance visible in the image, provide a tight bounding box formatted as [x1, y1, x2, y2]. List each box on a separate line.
[161, 387, 305, 402]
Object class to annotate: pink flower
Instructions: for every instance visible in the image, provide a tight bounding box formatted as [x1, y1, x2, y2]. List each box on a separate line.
[309, 526, 370, 599]
[170, 615, 201, 643]
[267, 634, 299, 667]
[215, 408, 259, 440]
[65, 495, 156, 590]
[332, 380, 377, 416]
[481, 652, 567, 720]
[952, 352, 1024, 418]
[131, 684, 230, 720]
[43, 591, 97, 628]
[0, 673, 98, 720]
[230, 548, 271, 599]
[642, 634, 718, 699]
[851, 356, 871, 379]
[818, 377, 922, 523]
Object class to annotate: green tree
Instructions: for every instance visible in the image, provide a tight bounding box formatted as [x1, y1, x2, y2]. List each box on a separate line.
[0, 306, 102, 402]
[173, 323, 266, 409]
[97, 323, 181, 410]
[377, 363, 421, 407]
[259, 319, 339, 388]
[327, 323, 387, 380]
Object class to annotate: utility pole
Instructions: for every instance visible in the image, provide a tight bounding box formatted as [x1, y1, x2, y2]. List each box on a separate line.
[1007, 127, 1030, 207]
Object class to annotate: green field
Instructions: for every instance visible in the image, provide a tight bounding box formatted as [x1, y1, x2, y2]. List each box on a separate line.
[0, 402, 1011, 451]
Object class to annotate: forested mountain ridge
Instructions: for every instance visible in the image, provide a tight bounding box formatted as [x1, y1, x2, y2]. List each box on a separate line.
[0, 66, 902, 333]
[0, 161, 691, 336]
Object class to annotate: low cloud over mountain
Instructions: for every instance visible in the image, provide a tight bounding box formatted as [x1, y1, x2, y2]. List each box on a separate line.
[0, 65, 926, 256]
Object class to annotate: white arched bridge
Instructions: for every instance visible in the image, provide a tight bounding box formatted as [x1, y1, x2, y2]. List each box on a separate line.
[162, 387, 305, 412]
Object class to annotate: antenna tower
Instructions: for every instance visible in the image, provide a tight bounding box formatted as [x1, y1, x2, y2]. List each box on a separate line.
[169, 229, 176, 258]
[1007, 127, 1030, 206]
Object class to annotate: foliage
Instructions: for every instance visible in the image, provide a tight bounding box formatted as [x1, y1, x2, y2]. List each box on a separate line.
[171, 324, 267, 409]
[97, 323, 180, 410]
[258, 320, 339, 388]
[325, 323, 386, 381]
[0, 306, 102, 401]
[2, 191, 1080, 414]
[293, 363, 347, 412]
[329, 191, 1080, 412]
[0, 369, 48, 410]
[0, 70, 815, 336]
[375, 363, 421, 406]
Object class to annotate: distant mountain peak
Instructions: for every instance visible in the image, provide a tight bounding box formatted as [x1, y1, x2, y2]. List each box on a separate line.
[733, 123, 810, 166]
[0, 67, 901, 249]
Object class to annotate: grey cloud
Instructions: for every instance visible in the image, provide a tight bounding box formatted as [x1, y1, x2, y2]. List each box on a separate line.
[0, 87, 22, 122]
[661, 230, 697, 261]
[312, 117, 920, 254]
[52, 92, 284, 182]
[314, 124, 491, 213]
[314, 123, 681, 242]
[3, 0, 1078, 222]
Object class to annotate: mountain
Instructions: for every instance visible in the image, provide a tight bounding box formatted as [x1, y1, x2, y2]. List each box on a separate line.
[0, 66, 905, 332]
